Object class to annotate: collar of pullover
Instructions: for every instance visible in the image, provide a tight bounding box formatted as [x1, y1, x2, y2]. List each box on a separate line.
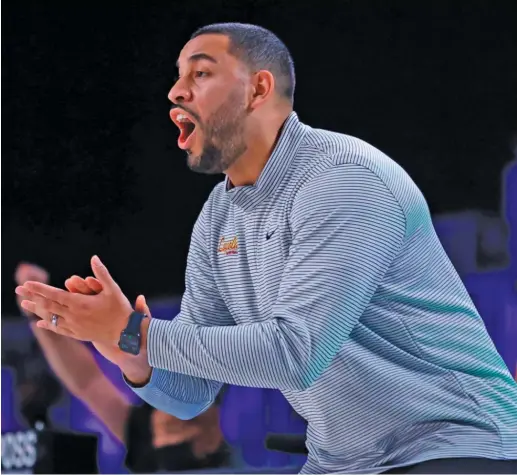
[224, 112, 307, 211]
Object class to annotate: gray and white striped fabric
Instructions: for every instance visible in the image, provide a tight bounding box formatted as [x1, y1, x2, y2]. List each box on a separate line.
[130, 112, 517, 473]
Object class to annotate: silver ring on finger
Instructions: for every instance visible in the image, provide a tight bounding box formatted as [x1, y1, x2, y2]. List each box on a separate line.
[51, 314, 59, 327]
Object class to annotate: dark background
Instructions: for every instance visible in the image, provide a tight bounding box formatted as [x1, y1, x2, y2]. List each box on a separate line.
[3, 0, 517, 314]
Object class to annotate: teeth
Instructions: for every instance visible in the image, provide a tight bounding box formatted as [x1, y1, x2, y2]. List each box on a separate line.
[177, 114, 190, 122]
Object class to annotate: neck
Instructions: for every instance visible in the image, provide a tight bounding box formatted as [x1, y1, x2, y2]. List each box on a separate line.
[225, 108, 291, 187]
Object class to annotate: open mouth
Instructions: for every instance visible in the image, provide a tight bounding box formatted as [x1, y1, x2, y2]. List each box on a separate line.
[171, 110, 198, 150]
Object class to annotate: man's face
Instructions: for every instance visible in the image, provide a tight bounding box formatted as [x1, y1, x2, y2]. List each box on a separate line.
[169, 34, 250, 174]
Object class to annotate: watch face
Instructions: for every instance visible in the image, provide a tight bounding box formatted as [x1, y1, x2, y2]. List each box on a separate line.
[119, 332, 140, 355]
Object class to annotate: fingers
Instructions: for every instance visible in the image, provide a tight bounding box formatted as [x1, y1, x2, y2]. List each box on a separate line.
[17, 282, 71, 306]
[36, 319, 75, 338]
[90, 255, 119, 293]
[18, 297, 72, 339]
[20, 293, 75, 337]
[65, 280, 79, 293]
[65, 276, 97, 295]
[19, 300, 48, 321]
[16, 286, 71, 321]
[135, 295, 152, 318]
[85, 277, 103, 294]
[65, 278, 83, 294]
[19, 291, 69, 321]
[65, 276, 103, 297]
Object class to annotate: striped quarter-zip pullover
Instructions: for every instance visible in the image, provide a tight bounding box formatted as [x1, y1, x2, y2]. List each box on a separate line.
[130, 112, 517, 473]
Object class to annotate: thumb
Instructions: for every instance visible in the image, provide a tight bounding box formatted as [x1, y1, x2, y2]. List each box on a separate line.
[135, 295, 152, 318]
[90, 255, 118, 292]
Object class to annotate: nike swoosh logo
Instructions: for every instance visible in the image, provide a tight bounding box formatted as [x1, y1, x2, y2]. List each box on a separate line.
[265, 229, 276, 240]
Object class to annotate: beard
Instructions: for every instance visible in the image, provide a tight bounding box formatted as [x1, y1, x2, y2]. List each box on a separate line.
[186, 87, 248, 175]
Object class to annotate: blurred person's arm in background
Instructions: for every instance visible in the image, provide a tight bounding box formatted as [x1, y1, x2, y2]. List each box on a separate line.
[189, 402, 225, 457]
[14, 262, 131, 442]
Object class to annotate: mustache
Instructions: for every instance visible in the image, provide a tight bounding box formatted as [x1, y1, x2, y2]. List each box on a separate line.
[170, 105, 201, 124]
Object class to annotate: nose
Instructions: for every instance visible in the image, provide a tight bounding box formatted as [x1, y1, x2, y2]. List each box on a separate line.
[168, 77, 192, 104]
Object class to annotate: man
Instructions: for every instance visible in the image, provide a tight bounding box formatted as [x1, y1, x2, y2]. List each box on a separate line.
[16, 23, 517, 474]
[14, 262, 229, 473]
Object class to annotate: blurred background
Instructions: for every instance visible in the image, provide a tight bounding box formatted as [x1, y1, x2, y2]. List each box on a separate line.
[2, 0, 517, 473]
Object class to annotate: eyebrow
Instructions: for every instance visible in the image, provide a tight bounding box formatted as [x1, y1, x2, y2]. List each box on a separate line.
[176, 53, 218, 69]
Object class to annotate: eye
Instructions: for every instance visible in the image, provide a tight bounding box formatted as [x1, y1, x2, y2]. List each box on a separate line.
[194, 71, 209, 79]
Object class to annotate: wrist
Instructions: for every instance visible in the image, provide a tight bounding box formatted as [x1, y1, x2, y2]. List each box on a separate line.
[111, 306, 134, 347]
[119, 352, 152, 386]
[115, 309, 148, 353]
[140, 317, 150, 351]
[119, 318, 152, 386]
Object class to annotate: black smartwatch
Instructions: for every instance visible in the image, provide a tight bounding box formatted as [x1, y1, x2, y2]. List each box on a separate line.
[118, 311, 147, 355]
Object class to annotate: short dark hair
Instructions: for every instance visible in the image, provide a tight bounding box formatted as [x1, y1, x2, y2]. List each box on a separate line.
[191, 23, 296, 103]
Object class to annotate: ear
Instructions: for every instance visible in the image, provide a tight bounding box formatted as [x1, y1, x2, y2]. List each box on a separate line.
[249, 70, 275, 110]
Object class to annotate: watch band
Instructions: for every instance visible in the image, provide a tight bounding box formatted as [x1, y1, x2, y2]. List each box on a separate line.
[125, 311, 146, 334]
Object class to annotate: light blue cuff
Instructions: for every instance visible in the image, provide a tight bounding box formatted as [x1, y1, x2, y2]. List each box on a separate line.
[123, 368, 209, 420]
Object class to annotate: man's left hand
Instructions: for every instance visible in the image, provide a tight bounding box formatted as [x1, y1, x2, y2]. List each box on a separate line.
[15, 255, 133, 346]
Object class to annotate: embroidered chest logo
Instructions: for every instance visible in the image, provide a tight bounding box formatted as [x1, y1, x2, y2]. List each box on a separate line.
[218, 236, 239, 256]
